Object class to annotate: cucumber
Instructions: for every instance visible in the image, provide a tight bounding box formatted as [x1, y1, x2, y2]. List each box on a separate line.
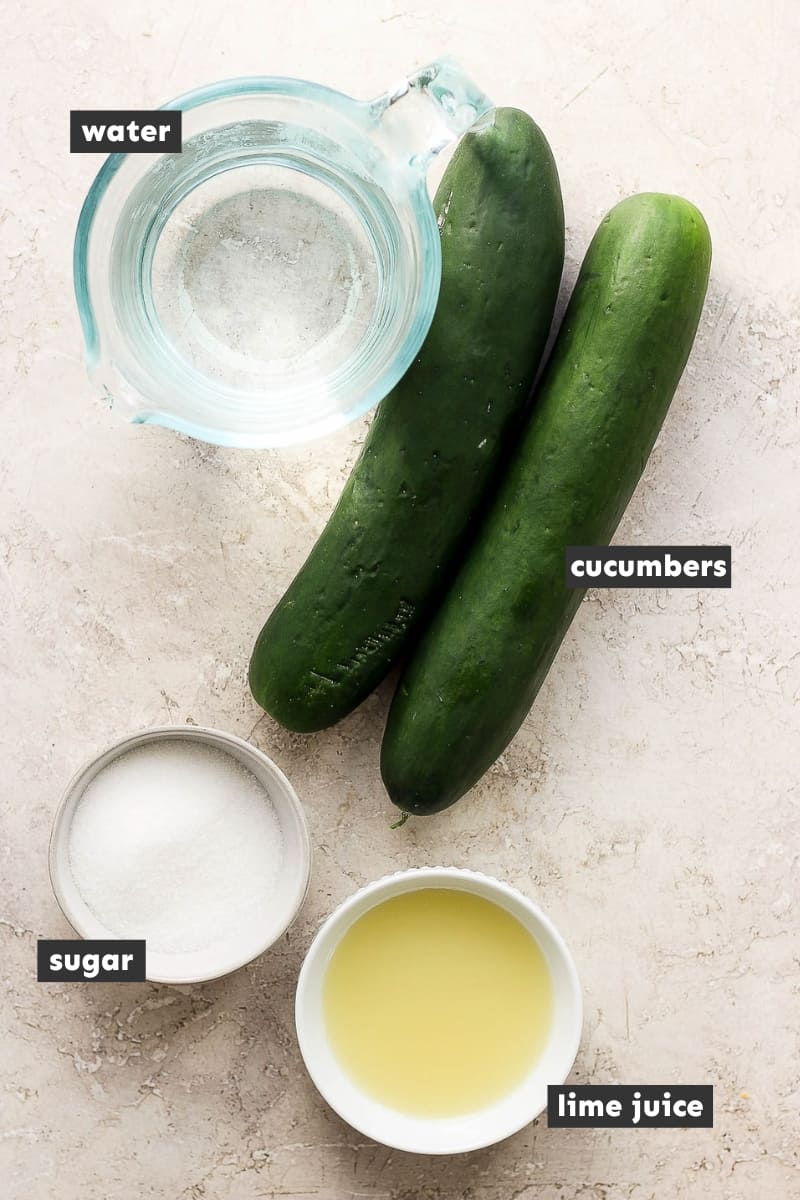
[249, 109, 565, 732]
[382, 193, 712, 814]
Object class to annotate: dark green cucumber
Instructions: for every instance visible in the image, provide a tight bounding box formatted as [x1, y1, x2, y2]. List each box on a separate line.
[249, 109, 564, 732]
[382, 192, 712, 814]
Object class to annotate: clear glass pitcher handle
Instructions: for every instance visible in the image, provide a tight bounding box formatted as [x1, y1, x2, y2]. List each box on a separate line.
[367, 57, 494, 172]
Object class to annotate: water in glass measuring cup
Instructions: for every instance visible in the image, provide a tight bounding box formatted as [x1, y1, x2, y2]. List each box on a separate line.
[76, 62, 493, 446]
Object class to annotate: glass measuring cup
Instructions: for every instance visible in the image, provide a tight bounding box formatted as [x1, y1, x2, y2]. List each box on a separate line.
[73, 59, 493, 447]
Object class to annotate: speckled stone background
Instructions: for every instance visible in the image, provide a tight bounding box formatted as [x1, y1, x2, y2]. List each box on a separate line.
[2, 1, 798, 1197]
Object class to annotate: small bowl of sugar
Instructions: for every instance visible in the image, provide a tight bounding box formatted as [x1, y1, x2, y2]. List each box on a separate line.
[49, 726, 311, 983]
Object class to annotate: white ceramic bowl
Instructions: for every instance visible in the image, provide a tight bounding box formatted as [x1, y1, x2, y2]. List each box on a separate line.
[295, 867, 582, 1154]
[49, 726, 311, 984]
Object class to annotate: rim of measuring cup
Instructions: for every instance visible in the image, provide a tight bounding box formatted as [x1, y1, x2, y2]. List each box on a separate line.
[48, 725, 312, 984]
[72, 75, 443, 448]
[295, 867, 583, 1154]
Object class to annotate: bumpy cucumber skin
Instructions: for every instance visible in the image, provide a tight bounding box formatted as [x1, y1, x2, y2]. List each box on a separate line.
[382, 193, 712, 814]
[249, 109, 565, 732]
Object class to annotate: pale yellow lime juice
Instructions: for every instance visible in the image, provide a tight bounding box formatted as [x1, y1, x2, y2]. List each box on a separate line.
[323, 888, 553, 1116]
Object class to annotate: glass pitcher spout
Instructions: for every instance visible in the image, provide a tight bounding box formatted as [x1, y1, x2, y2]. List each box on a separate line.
[366, 57, 494, 173]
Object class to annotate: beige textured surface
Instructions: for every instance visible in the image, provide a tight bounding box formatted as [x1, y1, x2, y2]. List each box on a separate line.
[2, 1, 799, 1196]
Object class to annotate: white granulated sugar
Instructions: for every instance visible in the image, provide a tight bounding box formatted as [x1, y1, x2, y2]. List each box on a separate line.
[68, 740, 284, 955]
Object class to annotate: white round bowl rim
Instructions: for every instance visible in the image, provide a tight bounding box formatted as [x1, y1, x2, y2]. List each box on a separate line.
[48, 725, 311, 984]
[295, 866, 582, 1154]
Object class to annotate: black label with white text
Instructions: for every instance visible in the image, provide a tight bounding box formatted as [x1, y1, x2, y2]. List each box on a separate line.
[70, 110, 182, 153]
[565, 546, 731, 588]
[37, 939, 146, 982]
[548, 1085, 713, 1128]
